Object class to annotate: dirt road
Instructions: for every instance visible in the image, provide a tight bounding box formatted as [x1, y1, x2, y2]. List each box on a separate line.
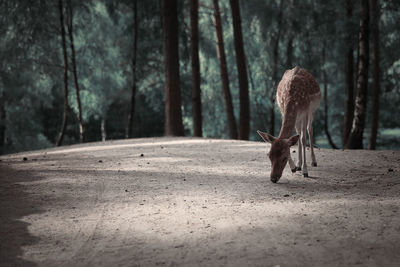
[1, 137, 399, 266]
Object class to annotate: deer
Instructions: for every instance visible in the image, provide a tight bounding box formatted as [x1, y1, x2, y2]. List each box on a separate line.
[257, 66, 321, 183]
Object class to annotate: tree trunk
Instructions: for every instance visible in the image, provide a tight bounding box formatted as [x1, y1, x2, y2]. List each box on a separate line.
[101, 117, 107, 142]
[247, 60, 264, 131]
[285, 0, 295, 69]
[66, 0, 85, 143]
[190, 0, 202, 137]
[0, 92, 5, 148]
[270, 0, 284, 137]
[126, 0, 138, 139]
[247, 59, 256, 100]
[56, 0, 69, 147]
[368, 0, 380, 150]
[342, 0, 355, 147]
[230, 0, 249, 140]
[322, 42, 338, 149]
[345, 0, 369, 149]
[213, 0, 238, 139]
[285, 37, 293, 68]
[162, 0, 184, 136]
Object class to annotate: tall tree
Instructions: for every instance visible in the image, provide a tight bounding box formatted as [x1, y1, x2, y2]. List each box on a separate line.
[56, 0, 69, 147]
[213, 0, 238, 139]
[342, 0, 355, 147]
[346, 0, 369, 149]
[230, 0, 249, 140]
[269, 0, 284, 137]
[322, 41, 338, 149]
[162, 0, 184, 136]
[126, 0, 138, 139]
[368, 0, 380, 150]
[0, 92, 5, 148]
[285, 0, 295, 69]
[190, 0, 202, 137]
[66, 0, 85, 143]
[285, 38, 293, 69]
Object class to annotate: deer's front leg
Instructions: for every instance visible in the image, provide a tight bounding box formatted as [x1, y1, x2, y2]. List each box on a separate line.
[288, 155, 296, 173]
[295, 124, 302, 171]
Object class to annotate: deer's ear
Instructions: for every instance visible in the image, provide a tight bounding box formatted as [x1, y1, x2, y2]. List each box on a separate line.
[287, 135, 300, 146]
[257, 130, 276, 143]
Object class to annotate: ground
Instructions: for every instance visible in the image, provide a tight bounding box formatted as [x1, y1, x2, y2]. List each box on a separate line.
[0, 137, 399, 267]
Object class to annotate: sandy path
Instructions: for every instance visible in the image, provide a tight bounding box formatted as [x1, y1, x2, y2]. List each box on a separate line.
[1, 137, 399, 266]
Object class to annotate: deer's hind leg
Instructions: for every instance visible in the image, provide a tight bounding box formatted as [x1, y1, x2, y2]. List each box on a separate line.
[300, 115, 308, 177]
[295, 120, 302, 171]
[307, 111, 317, 167]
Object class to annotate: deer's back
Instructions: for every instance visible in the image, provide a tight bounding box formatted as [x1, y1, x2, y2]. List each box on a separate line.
[276, 66, 321, 114]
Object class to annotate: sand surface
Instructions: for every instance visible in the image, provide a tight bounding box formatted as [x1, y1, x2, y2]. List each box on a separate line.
[1, 137, 399, 266]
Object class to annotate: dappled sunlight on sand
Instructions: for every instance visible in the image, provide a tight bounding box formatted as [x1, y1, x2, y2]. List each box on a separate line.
[6, 138, 246, 158]
[2, 138, 400, 266]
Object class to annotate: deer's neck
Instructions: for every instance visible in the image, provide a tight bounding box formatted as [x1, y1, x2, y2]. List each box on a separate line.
[278, 103, 298, 139]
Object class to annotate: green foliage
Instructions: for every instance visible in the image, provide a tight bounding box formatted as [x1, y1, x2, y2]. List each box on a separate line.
[0, 0, 400, 154]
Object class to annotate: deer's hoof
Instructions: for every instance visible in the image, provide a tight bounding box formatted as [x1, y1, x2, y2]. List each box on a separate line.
[296, 166, 302, 171]
[312, 162, 317, 167]
[291, 168, 296, 173]
[303, 173, 308, 178]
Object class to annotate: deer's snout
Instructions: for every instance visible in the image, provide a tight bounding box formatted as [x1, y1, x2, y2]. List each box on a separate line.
[270, 174, 281, 183]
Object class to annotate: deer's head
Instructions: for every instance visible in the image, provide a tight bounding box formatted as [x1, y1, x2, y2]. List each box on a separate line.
[257, 130, 299, 183]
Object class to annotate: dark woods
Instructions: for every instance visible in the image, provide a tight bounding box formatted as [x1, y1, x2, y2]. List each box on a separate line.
[0, 0, 399, 154]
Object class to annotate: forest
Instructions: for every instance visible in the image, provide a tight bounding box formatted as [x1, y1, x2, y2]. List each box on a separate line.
[0, 0, 399, 154]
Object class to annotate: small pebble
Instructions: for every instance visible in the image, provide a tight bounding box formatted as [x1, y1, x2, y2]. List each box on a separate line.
[23, 157, 28, 161]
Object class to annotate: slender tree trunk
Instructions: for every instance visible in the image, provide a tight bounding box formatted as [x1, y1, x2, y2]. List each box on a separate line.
[126, 0, 138, 139]
[368, 0, 380, 150]
[56, 0, 69, 147]
[346, 0, 369, 149]
[213, 0, 238, 139]
[247, 60, 263, 131]
[324, 78, 338, 149]
[270, 0, 284, 137]
[162, 0, 184, 136]
[342, 0, 355, 147]
[101, 117, 107, 142]
[190, 0, 202, 137]
[322, 42, 338, 149]
[230, 0, 249, 140]
[66, 0, 85, 143]
[285, 37, 293, 68]
[285, 0, 294, 69]
[0, 92, 5, 148]
[247, 59, 256, 100]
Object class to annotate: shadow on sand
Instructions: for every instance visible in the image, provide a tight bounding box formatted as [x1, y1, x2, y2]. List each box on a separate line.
[0, 162, 45, 267]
